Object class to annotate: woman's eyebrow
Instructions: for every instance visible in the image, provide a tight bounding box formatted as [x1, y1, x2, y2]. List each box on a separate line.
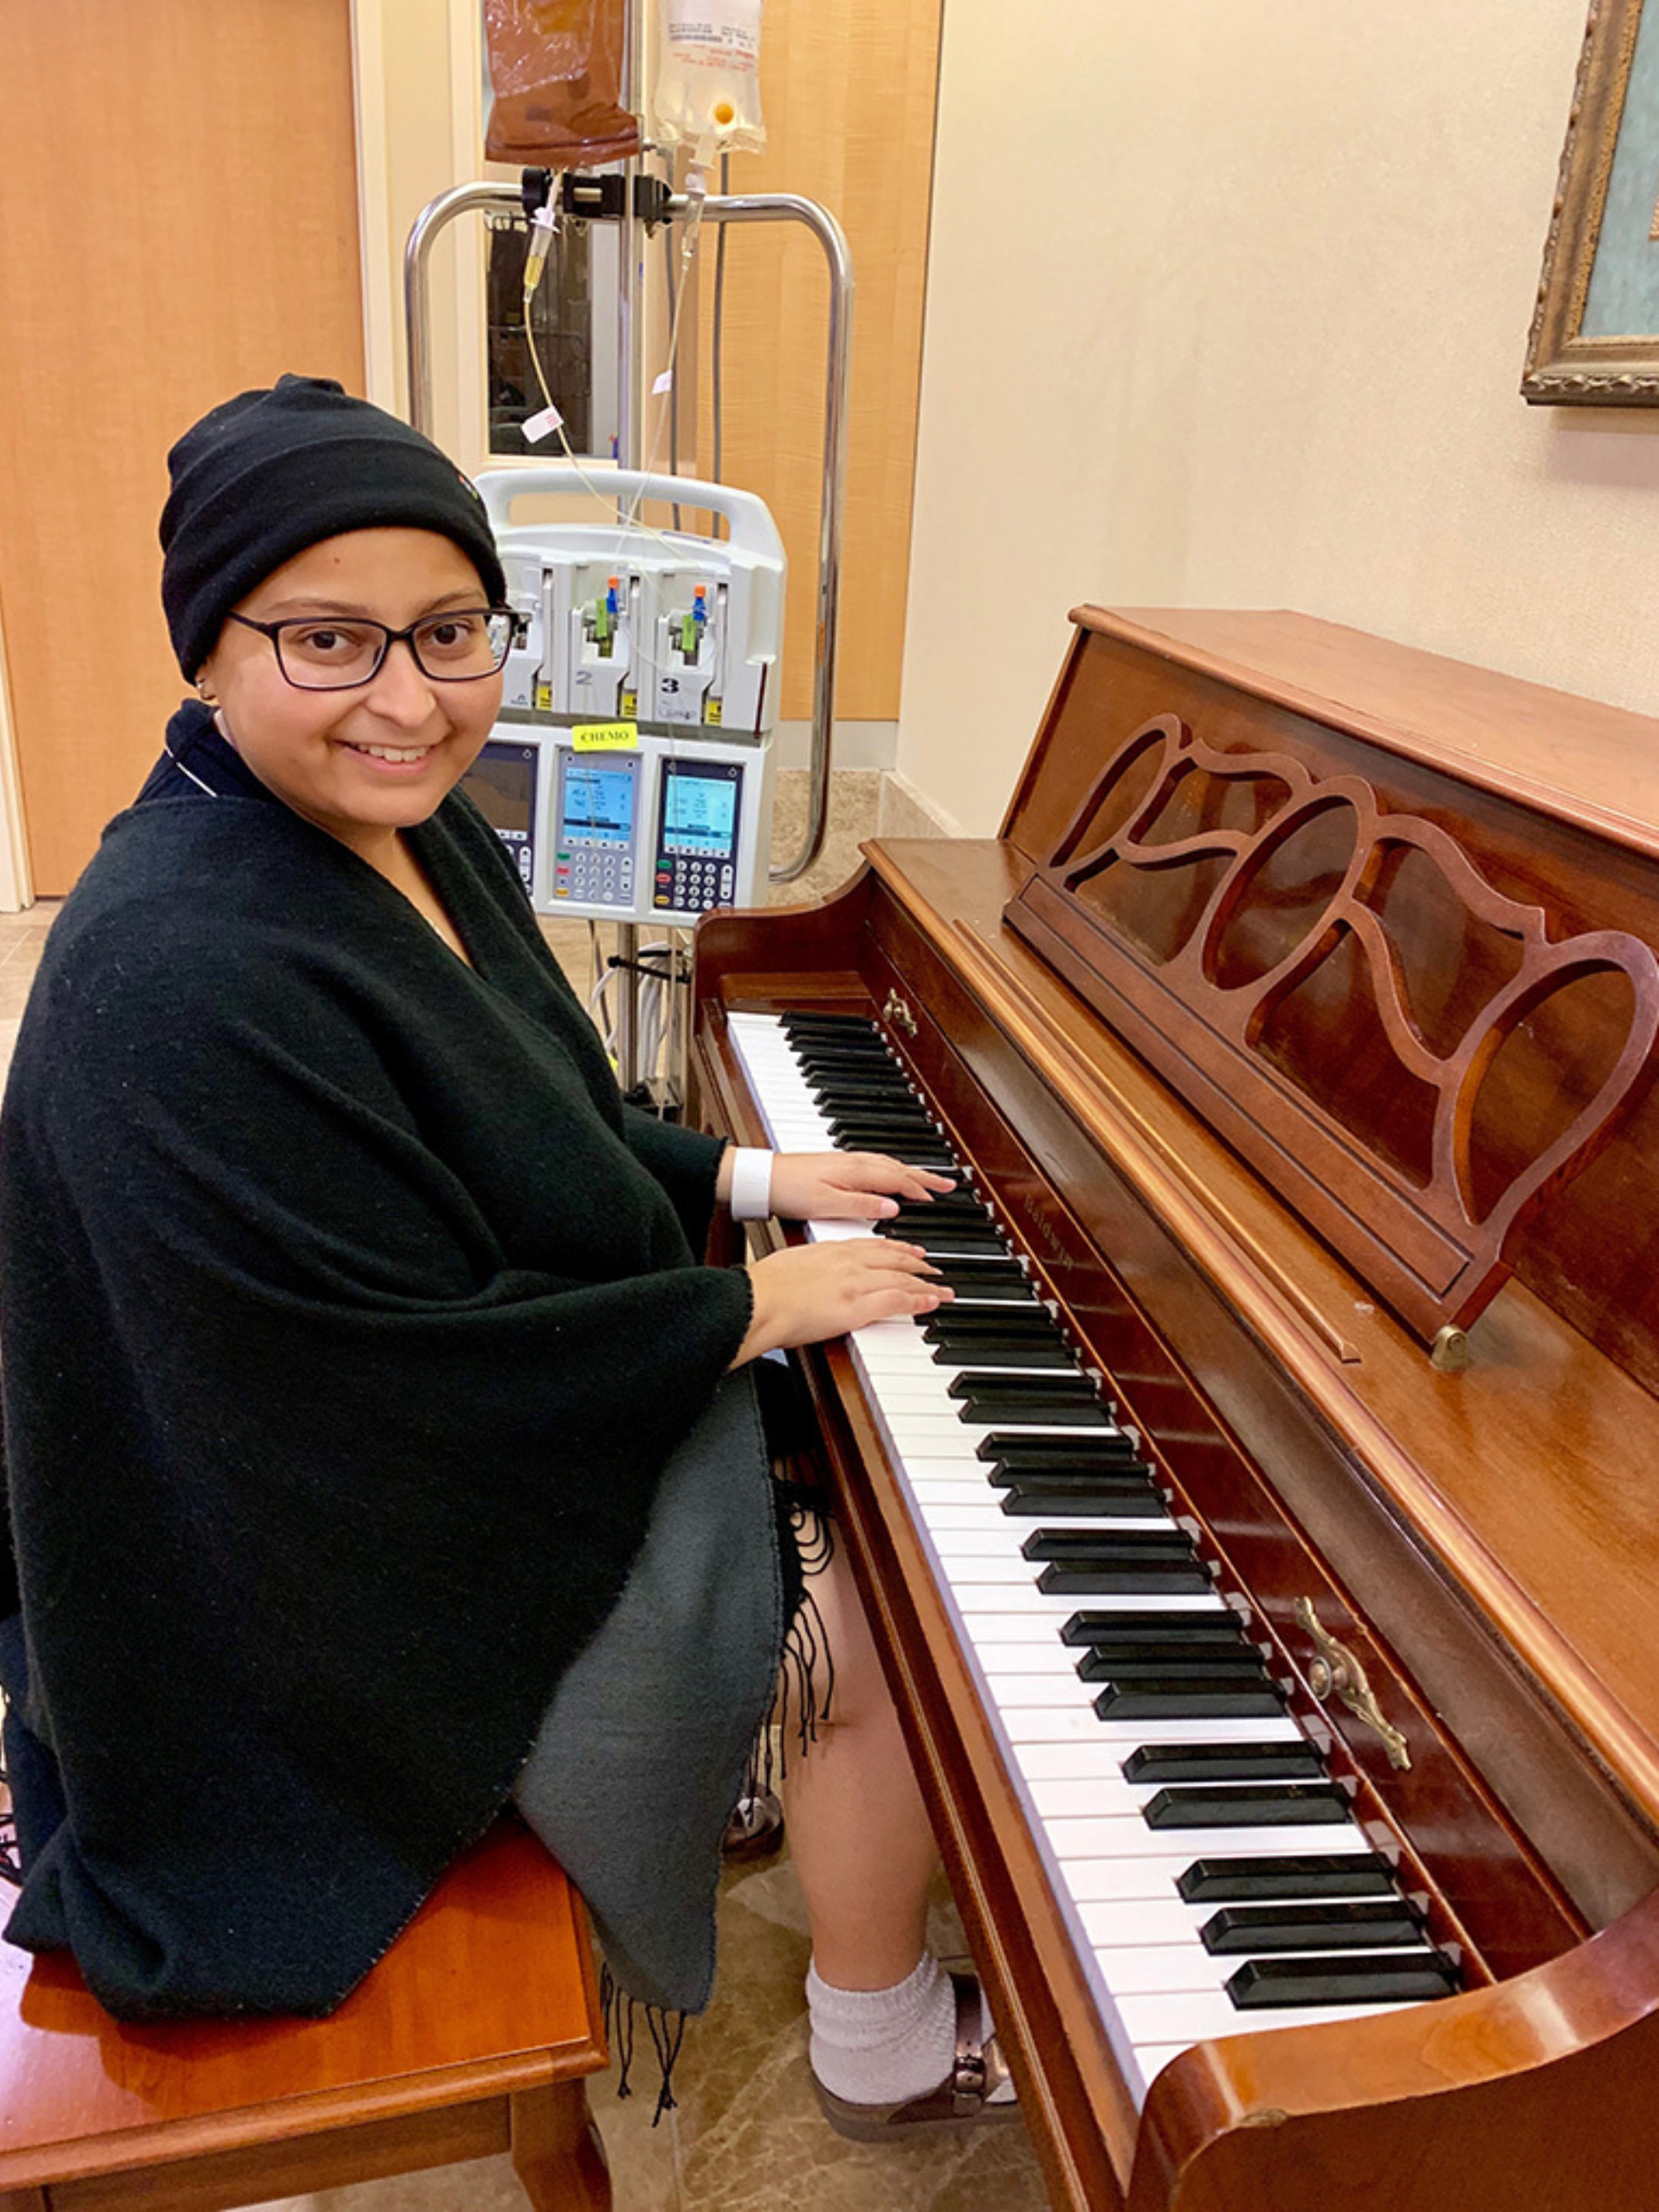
[253, 588, 486, 619]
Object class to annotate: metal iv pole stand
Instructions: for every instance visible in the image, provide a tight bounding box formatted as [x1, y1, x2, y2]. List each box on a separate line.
[402, 170, 853, 1088]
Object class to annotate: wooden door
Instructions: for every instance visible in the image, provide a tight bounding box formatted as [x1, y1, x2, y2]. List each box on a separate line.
[0, 0, 365, 895]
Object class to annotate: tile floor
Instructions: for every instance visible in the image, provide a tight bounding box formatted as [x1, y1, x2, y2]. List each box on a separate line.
[0, 771, 1055, 2212]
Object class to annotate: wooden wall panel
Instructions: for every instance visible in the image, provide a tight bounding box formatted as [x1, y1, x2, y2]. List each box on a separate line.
[0, 0, 365, 895]
[692, 0, 943, 722]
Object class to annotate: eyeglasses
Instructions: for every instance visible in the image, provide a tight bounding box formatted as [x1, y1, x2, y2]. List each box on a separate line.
[225, 606, 524, 691]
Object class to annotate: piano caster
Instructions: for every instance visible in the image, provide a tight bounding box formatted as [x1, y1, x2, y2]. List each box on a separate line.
[723, 1790, 786, 1863]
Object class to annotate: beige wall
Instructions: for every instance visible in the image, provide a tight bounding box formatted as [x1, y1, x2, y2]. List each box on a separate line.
[898, 1, 1659, 835]
[355, 0, 489, 455]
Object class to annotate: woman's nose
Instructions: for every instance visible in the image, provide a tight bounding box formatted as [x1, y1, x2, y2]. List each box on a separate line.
[362, 636, 439, 725]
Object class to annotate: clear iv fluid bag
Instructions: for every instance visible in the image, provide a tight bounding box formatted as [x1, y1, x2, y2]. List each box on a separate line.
[652, 0, 766, 162]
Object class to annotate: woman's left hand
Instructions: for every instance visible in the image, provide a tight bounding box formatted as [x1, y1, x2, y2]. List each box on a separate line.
[767, 1151, 955, 1223]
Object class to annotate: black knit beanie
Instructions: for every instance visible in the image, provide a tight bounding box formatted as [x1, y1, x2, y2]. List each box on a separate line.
[159, 375, 506, 678]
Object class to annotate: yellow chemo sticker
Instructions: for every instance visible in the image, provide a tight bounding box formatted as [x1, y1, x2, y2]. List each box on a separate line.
[571, 721, 638, 753]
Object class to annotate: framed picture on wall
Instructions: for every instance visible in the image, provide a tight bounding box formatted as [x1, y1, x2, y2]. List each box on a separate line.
[1524, 0, 1659, 405]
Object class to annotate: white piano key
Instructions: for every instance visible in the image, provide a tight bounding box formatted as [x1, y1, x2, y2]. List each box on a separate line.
[1023, 1769, 1345, 1825]
[960, 1589, 1235, 1628]
[959, 1595, 1235, 1641]
[1010, 1712, 1304, 1751]
[1047, 1814, 1376, 1860]
[1082, 1898, 1421, 1960]
[1120, 1988, 1415, 2053]
[1059, 1840, 1375, 1899]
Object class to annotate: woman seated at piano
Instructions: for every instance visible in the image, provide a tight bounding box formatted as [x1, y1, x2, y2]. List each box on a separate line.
[0, 378, 1017, 2137]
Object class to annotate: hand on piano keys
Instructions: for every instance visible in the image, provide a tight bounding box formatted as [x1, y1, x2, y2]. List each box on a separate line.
[730, 1229, 957, 1365]
[726, 1008, 1461, 2105]
[766, 1147, 958, 1224]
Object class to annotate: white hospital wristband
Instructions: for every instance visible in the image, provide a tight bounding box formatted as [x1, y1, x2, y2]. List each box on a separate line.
[728, 1147, 776, 1221]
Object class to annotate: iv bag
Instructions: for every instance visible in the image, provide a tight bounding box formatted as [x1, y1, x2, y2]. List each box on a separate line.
[652, 0, 766, 163]
[483, 0, 642, 168]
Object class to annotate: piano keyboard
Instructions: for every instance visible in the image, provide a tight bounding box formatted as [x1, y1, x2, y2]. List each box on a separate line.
[726, 1008, 1460, 2103]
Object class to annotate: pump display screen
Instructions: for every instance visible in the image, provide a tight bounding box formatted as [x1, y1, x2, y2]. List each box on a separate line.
[560, 759, 635, 847]
[661, 764, 739, 857]
[465, 743, 536, 836]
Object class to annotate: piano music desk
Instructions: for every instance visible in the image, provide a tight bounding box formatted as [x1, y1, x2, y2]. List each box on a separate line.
[0, 1819, 612, 2212]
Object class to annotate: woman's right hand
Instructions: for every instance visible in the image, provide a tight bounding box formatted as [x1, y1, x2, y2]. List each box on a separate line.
[730, 1238, 953, 1366]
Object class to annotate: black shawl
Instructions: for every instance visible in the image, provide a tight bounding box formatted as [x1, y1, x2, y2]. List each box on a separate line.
[0, 703, 752, 2019]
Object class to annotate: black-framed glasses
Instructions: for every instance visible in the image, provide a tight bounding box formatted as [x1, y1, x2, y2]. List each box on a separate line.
[226, 606, 524, 691]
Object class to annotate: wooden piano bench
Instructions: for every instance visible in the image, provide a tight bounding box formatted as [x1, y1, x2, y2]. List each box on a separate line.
[0, 1819, 612, 2212]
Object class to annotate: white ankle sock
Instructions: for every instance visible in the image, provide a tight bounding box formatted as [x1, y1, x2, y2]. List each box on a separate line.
[806, 1953, 1012, 2108]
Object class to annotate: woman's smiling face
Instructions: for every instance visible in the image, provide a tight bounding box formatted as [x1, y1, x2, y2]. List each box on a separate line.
[196, 527, 504, 859]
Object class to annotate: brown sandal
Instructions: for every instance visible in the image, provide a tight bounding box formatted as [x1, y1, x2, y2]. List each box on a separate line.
[811, 1971, 1022, 2141]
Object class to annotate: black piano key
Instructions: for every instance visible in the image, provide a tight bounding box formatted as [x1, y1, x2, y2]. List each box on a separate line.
[925, 1256, 1027, 1285]
[927, 1311, 1056, 1341]
[1177, 1854, 1397, 1903]
[783, 1012, 886, 1037]
[810, 1075, 917, 1104]
[988, 1464, 1150, 1492]
[980, 1434, 1138, 1469]
[1078, 1646, 1268, 1682]
[960, 1392, 1111, 1427]
[828, 1107, 940, 1136]
[837, 1138, 957, 1168]
[794, 1040, 894, 1066]
[1096, 1679, 1286, 1719]
[1201, 1902, 1426, 1955]
[1122, 1742, 1324, 1784]
[940, 1274, 1036, 1305]
[1039, 1559, 1213, 1596]
[1143, 1782, 1349, 1830]
[887, 1223, 1008, 1256]
[934, 1341, 1073, 1370]
[1024, 1530, 1197, 1565]
[797, 1062, 904, 1090]
[948, 1369, 1093, 1401]
[817, 1090, 930, 1112]
[780, 1011, 879, 1035]
[830, 1119, 952, 1148]
[1225, 1952, 1458, 2009]
[1001, 1480, 1162, 1518]
[1062, 1609, 1240, 1646]
[888, 1192, 992, 1221]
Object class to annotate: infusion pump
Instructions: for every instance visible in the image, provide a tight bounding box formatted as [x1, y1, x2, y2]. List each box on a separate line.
[459, 467, 785, 925]
[465, 728, 773, 919]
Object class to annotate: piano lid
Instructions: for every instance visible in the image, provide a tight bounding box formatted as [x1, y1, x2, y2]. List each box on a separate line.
[1002, 608, 1659, 1354]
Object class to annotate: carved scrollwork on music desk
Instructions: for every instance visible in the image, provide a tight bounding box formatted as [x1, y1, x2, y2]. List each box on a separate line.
[1004, 714, 1659, 1345]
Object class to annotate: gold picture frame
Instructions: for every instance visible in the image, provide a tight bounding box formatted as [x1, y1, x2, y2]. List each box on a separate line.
[1524, 0, 1659, 405]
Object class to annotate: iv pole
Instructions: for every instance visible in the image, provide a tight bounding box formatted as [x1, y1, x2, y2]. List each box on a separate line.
[402, 182, 853, 893]
[401, 30, 853, 1090]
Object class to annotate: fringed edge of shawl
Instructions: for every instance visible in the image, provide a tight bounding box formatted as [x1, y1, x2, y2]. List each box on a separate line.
[743, 1490, 835, 1801]
[600, 1486, 837, 2126]
[601, 1960, 690, 2122]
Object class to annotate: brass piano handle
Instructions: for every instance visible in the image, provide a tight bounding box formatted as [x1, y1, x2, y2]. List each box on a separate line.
[883, 990, 918, 1037]
[1293, 1596, 1411, 1770]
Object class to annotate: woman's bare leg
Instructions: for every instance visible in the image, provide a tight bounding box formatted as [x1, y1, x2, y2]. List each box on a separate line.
[780, 1538, 938, 1988]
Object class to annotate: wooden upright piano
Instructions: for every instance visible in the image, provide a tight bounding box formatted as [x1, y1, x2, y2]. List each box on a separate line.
[689, 607, 1659, 2212]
